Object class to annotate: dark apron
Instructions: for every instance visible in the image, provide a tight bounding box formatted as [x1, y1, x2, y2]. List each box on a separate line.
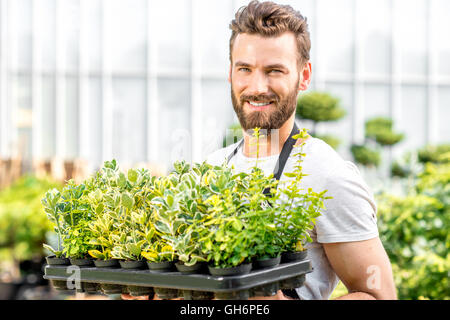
[226, 123, 301, 299]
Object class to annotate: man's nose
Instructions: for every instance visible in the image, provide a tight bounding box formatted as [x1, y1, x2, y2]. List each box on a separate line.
[247, 71, 270, 96]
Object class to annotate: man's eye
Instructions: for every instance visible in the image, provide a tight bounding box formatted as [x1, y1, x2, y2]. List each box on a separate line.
[238, 67, 251, 72]
[269, 69, 282, 74]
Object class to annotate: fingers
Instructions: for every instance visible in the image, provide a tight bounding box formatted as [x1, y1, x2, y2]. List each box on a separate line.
[121, 294, 150, 300]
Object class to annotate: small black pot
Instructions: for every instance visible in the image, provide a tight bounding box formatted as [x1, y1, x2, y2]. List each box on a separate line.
[281, 250, 308, 263]
[154, 287, 179, 299]
[147, 261, 175, 272]
[46, 255, 70, 266]
[182, 290, 214, 300]
[50, 279, 68, 291]
[175, 261, 206, 274]
[215, 290, 249, 300]
[101, 283, 123, 295]
[252, 255, 281, 270]
[251, 281, 279, 297]
[208, 263, 252, 276]
[94, 259, 120, 268]
[127, 285, 154, 297]
[69, 257, 94, 267]
[279, 274, 306, 290]
[119, 260, 147, 270]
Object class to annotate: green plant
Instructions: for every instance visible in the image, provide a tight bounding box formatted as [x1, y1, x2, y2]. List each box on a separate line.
[350, 144, 381, 167]
[0, 175, 62, 262]
[296, 91, 346, 136]
[223, 123, 244, 148]
[365, 117, 404, 146]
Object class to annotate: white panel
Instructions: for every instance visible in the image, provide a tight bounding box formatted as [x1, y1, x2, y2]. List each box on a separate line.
[158, 79, 191, 165]
[396, 0, 427, 77]
[316, 0, 354, 76]
[199, 1, 233, 75]
[38, 0, 56, 71]
[314, 83, 353, 158]
[41, 75, 56, 157]
[399, 86, 427, 152]
[65, 76, 79, 158]
[432, 0, 450, 77]
[154, 0, 191, 73]
[201, 79, 234, 159]
[85, 0, 102, 72]
[363, 84, 391, 120]
[111, 77, 147, 164]
[359, 0, 391, 76]
[88, 77, 103, 166]
[10, 0, 32, 70]
[437, 87, 450, 143]
[61, 0, 80, 72]
[108, 0, 147, 73]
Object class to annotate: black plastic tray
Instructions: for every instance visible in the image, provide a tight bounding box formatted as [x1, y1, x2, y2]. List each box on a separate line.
[43, 259, 312, 299]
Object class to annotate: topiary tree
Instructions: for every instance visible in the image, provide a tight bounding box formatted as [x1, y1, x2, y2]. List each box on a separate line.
[296, 91, 346, 150]
[351, 116, 404, 169]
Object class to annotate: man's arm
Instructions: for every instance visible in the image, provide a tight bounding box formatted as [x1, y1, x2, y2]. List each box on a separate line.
[323, 237, 397, 300]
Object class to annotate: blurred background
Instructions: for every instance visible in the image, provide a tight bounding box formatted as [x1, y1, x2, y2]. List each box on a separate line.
[0, 0, 448, 300]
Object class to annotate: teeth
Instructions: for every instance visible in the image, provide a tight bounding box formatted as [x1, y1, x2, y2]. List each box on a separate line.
[249, 101, 271, 107]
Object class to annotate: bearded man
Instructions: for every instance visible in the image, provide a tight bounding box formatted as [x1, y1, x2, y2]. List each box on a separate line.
[205, 0, 397, 300]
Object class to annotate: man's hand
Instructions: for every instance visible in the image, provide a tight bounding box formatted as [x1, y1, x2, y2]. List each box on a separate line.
[323, 237, 397, 300]
[121, 294, 150, 300]
[248, 290, 293, 300]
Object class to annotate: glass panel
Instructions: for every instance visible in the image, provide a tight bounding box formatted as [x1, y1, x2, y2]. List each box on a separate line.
[396, 0, 427, 77]
[111, 77, 147, 164]
[437, 87, 450, 144]
[363, 84, 391, 121]
[85, 0, 102, 72]
[201, 79, 233, 159]
[61, 0, 80, 71]
[38, 0, 56, 71]
[314, 83, 353, 157]
[157, 78, 191, 165]
[108, 0, 147, 73]
[316, 0, 354, 76]
[399, 86, 427, 152]
[10, 0, 32, 70]
[154, 0, 191, 73]
[41, 75, 56, 158]
[359, 0, 391, 76]
[199, 1, 233, 75]
[433, 0, 450, 77]
[88, 77, 103, 166]
[65, 76, 79, 158]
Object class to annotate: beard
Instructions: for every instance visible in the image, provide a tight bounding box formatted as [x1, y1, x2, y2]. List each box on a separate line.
[231, 78, 300, 134]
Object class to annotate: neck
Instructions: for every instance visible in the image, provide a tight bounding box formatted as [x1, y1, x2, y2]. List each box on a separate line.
[242, 113, 296, 158]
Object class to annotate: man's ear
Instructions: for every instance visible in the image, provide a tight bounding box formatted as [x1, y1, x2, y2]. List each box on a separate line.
[298, 62, 312, 91]
[228, 64, 232, 84]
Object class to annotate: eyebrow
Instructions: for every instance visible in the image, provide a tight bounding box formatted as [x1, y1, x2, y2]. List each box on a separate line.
[234, 61, 288, 70]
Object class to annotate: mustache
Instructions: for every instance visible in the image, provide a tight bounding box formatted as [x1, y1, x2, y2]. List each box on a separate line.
[240, 93, 279, 104]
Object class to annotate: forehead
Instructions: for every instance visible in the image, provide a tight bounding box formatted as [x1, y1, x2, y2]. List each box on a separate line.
[231, 32, 298, 67]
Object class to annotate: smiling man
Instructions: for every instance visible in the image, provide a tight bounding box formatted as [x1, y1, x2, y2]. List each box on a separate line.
[205, 0, 397, 300]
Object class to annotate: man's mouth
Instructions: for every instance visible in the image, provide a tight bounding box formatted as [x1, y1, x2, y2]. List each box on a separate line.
[246, 101, 273, 111]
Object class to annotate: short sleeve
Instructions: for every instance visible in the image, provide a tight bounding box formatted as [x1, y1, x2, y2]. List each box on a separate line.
[315, 160, 379, 243]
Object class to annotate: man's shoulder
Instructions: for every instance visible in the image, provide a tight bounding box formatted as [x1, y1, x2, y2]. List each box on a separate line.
[204, 142, 241, 166]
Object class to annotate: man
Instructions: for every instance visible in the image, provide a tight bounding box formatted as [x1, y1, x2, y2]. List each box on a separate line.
[205, 0, 397, 300]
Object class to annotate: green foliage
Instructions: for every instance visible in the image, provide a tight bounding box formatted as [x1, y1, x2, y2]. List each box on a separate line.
[0, 175, 62, 261]
[296, 92, 346, 123]
[417, 144, 450, 164]
[365, 117, 404, 146]
[377, 158, 449, 299]
[41, 129, 329, 269]
[350, 144, 381, 167]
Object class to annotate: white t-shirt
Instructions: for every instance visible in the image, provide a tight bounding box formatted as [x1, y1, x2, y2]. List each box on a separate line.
[204, 135, 379, 300]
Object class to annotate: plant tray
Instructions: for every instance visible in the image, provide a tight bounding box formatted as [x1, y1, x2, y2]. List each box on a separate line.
[43, 259, 312, 300]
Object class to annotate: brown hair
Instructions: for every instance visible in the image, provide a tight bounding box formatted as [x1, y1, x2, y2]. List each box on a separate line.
[229, 0, 311, 67]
